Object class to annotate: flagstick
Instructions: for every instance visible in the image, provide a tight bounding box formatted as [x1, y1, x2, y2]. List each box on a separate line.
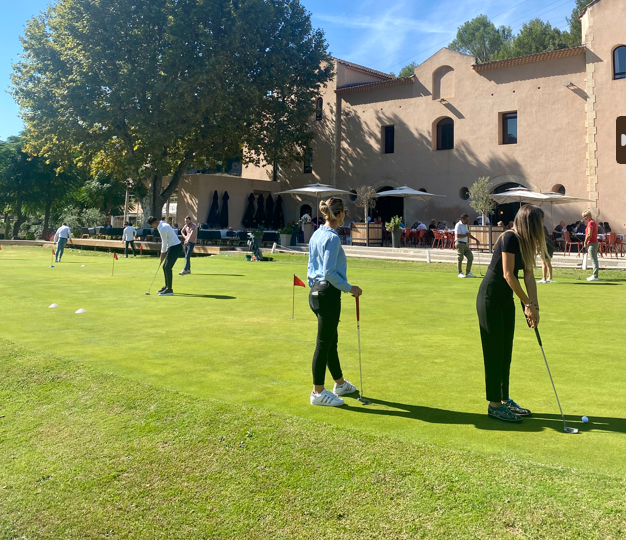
[50, 248, 55, 267]
[112, 254, 115, 276]
[290, 280, 295, 320]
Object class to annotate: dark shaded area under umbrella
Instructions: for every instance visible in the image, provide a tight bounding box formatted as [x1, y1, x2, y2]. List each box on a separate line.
[254, 193, 265, 227]
[242, 193, 255, 228]
[264, 194, 274, 229]
[219, 191, 229, 228]
[273, 195, 285, 230]
[206, 190, 219, 227]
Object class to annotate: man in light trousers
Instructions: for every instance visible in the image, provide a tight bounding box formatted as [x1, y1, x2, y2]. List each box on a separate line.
[582, 210, 600, 281]
[455, 214, 480, 278]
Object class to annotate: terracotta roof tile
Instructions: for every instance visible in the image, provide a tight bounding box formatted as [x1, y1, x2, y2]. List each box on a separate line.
[472, 46, 586, 72]
[335, 76, 415, 95]
[333, 58, 394, 80]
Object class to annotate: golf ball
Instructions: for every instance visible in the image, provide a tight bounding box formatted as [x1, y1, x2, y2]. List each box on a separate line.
[582, 416, 589, 423]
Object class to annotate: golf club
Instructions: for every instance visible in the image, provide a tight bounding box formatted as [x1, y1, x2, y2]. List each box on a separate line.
[476, 244, 483, 276]
[577, 247, 587, 280]
[145, 260, 163, 295]
[355, 296, 370, 405]
[521, 302, 578, 434]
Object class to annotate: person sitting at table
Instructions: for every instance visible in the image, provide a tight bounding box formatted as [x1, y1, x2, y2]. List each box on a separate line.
[553, 220, 565, 240]
[604, 222, 612, 233]
[436, 221, 444, 230]
[442, 221, 448, 230]
[497, 221, 504, 227]
[374, 217, 382, 224]
[506, 221, 514, 230]
[416, 221, 427, 230]
[428, 219, 437, 230]
[597, 222, 606, 235]
[576, 220, 586, 235]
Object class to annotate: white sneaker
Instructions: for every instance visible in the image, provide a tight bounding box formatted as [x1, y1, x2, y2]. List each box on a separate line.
[547, 279, 556, 283]
[466, 272, 477, 278]
[537, 279, 547, 283]
[333, 380, 356, 396]
[587, 275, 599, 281]
[458, 273, 466, 278]
[310, 389, 344, 407]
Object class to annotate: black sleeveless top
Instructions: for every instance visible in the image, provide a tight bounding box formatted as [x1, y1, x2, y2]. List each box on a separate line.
[480, 231, 525, 297]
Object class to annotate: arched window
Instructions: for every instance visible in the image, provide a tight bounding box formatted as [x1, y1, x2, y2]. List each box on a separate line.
[614, 46, 626, 80]
[551, 184, 566, 195]
[315, 97, 323, 121]
[437, 118, 454, 150]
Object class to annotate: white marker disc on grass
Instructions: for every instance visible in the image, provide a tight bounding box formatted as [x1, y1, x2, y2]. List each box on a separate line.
[48, 303, 60, 308]
[75, 308, 87, 314]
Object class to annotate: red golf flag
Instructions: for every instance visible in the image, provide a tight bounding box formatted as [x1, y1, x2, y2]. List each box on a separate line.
[52, 249, 55, 255]
[294, 275, 305, 287]
[114, 253, 119, 260]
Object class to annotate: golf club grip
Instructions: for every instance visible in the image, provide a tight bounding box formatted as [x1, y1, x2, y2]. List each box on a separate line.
[534, 327, 543, 347]
[520, 301, 532, 328]
[356, 295, 360, 322]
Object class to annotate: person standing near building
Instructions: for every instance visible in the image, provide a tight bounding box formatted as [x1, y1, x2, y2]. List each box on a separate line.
[122, 221, 136, 258]
[180, 216, 197, 275]
[583, 210, 600, 281]
[146, 216, 183, 296]
[455, 214, 479, 278]
[476, 205, 547, 423]
[307, 197, 362, 407]
[53, 222, 72, 262]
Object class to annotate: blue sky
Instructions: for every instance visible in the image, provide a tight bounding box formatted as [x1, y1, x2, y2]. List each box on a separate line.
[0, 0, 578, 140]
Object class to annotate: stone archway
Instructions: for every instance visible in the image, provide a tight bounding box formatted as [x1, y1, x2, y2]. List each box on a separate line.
[374, 186, 404, 225]
[491, 179, 526, 225]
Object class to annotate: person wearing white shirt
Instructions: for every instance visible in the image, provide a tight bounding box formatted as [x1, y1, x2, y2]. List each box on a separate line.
[53, 223, 72, 262]
[147, 216, 183, 296]
[122, 222, 136, 258]
[455, 214, 479, 278]
[416, 222, 427, 230]
[476, 215, 491, 226]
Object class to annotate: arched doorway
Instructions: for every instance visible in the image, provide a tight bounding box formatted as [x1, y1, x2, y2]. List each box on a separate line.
[300, 204, 312, 218]
[374, 186, 404, 225]
[492, 181, 525, 225]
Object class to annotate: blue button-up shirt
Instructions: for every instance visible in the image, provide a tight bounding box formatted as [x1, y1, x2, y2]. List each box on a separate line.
[307, 226, 351, 293]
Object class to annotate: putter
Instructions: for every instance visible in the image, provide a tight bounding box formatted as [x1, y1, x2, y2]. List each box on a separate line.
[355, 296, 370, 405]
[522, 303, 578, 434]
[145, 260, 163, 295]
[476, 244, 483, 276]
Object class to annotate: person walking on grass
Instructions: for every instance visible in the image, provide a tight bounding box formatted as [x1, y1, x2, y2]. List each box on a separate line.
[308, 197, 362, 407]
[538, 226, 556, 283]
[179, 216, 197, 276]
[146, 216, 183, 296]
[122, 221, 136, 258]
[455, 214, 480, 278]
[583, 210, 600, 282]
[476, 205, 547, 423]
[53, 223, 72, 262]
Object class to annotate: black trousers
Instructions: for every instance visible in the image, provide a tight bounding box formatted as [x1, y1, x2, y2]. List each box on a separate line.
[163, 243, 183, 289]
[309, 282, 343, 386]
[124, 241, 135, 257]
[476, 282, 516, 403]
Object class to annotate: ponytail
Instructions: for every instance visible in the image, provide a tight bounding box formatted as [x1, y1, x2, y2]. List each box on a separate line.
[320, 197, 344, 223]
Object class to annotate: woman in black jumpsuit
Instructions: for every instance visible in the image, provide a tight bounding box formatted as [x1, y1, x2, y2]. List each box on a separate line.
[476, 205, 547, 423]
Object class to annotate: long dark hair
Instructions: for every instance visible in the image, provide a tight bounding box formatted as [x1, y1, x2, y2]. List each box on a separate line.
[512, 205, 548, 270]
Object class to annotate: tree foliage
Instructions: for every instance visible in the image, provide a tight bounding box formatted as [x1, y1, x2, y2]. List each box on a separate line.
[468, 177, 496, 219]
[397, 62, 418, 78]
[448, 15, 512, 64]
[565, 0, 595, 47]
[12, 0, 333, 218]
[493, 19, 568, 60]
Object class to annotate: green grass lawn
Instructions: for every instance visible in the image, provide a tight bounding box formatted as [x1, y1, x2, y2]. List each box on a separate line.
[1, 245, 625, 538]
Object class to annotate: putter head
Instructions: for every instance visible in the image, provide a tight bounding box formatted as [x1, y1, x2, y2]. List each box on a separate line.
[564, 426, 579, 434]
[145, 292, 150, 295]
[357, 397, 371, 405]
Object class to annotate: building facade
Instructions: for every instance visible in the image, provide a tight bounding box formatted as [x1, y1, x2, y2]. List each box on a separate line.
[241, 0, 625, 229]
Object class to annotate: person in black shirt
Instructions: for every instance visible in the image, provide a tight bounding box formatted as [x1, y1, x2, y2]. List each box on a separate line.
[476, 205, 547, 423]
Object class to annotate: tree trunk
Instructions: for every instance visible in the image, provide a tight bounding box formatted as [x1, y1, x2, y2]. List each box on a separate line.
[272, 161, 279, 182]
[158, 156, 192, 220]
[12, 189, 25, 239]
[364, 207, 369, 247]
[42, 200, 52, 239]
[149, 171, 165, 220]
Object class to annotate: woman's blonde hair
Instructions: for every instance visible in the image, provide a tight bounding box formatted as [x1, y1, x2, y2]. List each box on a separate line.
[320, 197, 345, 222]
[582, 209, 592, 219]
[512, 204, 548, 270]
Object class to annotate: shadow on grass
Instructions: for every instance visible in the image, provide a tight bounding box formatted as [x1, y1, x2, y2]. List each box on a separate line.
[174, 293, 236, 300]
[342, 397, 626, 433]
[191, 274, 246, 277]
[558, 283, 622, 286]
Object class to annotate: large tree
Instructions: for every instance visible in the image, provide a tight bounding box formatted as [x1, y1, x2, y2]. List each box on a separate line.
[493, 19, 568, 60]
[448, 15, 512, 64]
[12, 0, 332, 219]
[564, 0, 596, 47]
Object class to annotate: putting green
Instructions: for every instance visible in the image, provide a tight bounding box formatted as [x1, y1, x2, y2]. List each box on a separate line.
[1, 245, 625, 476]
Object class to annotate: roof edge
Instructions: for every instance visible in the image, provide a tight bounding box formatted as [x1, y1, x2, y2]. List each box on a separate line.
[335, 76, 415, 95]
[472, 46, 586, 72]
[579, 0, 602, 20]
[333, 57, 394, 80]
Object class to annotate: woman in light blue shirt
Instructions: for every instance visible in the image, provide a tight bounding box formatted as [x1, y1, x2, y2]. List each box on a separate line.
[307, 198, 362, 407]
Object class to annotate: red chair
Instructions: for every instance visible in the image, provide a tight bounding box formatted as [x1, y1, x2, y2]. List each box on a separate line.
[564, 231, 583, 256]
[607, 233, 624, 258]
[432, 230, 445, 249]
[415, 229, 427, 247]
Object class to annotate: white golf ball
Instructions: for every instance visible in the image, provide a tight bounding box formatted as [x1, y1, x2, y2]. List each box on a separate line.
[582, 416, 589, 423]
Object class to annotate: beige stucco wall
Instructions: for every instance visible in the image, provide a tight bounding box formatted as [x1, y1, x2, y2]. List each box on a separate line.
[582, 0, 626, 228]
[174, 175, 280, 228]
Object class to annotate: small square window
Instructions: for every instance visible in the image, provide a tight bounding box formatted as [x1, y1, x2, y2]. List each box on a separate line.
[383, 125, 395, 154]
[502, 112, 517, 145]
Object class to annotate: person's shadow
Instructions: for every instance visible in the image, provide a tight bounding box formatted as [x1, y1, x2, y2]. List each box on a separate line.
[341, 397, 626, 433]
[174, 293, 236, 300]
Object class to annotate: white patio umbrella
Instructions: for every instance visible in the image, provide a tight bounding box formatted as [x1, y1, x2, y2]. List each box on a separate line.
[274, 183, 352, 222]
[491, 188, 593, 228]
[373, 186, 446, 227]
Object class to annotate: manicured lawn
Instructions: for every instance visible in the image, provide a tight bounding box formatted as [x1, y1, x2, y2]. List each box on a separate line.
[1, 245, 625, 537]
